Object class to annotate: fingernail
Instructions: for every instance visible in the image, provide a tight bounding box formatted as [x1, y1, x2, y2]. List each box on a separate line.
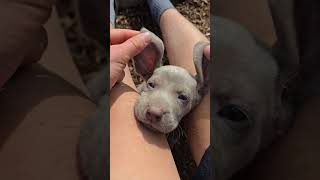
[143, 32, 151, 45]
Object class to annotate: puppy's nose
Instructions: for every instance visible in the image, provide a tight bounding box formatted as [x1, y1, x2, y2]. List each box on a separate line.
[146, 107, 163, 123]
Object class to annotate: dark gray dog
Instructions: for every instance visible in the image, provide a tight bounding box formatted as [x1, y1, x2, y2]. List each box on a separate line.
[212, 0, 299, 179]
[213, 15, 280, 179]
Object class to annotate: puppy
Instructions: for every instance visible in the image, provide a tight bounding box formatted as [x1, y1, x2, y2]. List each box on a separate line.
[212, 12, 297, 179]
[133, 28, 209, 133]
[79, 28, 209, 180]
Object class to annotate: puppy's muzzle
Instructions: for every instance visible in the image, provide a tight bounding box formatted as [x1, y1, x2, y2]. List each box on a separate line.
[145, 106, 168, 123]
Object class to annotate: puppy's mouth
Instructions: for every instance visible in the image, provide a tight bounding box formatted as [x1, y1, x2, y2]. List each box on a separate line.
[140, 122, 162, 133]
[135, 106, 178, 134]
[140, 117, 179, 134]
[135, 109, 162, 133]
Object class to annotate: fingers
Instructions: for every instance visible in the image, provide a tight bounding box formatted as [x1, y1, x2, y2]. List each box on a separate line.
[110, 29, 141, 44]
[112, 32, 151, 64]
[109, 32, 151, 89]
[204, 45, 210, 60]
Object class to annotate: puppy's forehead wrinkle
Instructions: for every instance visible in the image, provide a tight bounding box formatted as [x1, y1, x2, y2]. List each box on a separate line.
[215, 17, 278, 81]
[214, 49, 278, 96]
[216, 46, 277, 80]
[213, 78, 262, 112]
[148, 90, 172, 105]
[214, 75, 259, 98]
[153, 65, 197, 90]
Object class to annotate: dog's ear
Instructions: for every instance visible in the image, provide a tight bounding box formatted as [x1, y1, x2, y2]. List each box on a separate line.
[133, 27, 164, 80]
[193, 41, 210, 97]
[268, 0, 299, 135]
[268, 0, 299, 85]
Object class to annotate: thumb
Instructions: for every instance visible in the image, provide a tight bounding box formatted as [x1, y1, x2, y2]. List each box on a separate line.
[114, 32, 151, 63]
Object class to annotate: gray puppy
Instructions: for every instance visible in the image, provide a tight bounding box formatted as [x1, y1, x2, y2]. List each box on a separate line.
[133, 28, 209, 133]
[213, 16, 279, 179]
[211, 11, 298, 179]
[86, 28, 209, 133]
[212, 0, 298, 177]
[79, 28, 209, 180]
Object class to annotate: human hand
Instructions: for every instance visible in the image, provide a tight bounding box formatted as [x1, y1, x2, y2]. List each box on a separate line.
[0, 1, 55, 88]
[110, 29, 151, 89]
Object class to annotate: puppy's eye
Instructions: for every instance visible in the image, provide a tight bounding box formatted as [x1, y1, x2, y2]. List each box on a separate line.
[178, 94, 188, 101]
[218, 105, 248, 122]
[148, 82, 155, 89]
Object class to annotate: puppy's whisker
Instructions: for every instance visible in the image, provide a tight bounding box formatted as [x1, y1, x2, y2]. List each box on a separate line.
[181, 127, 187, 139]
[178, 125, 183, 139]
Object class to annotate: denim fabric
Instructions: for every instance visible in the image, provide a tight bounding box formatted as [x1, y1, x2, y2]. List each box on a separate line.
[110, 0, 116, 26]
[146, 0, 175, 24]
[191, 145, 213, 180]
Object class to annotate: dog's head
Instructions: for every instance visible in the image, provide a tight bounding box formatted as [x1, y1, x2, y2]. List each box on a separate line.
[134, 28, 209, 133]
[213, 16, 278, 178]
[213, 11, 298, 179]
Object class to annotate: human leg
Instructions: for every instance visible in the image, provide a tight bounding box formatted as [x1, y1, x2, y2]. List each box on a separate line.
[109, 16, 180, 178]
[110, 81, 180, 180]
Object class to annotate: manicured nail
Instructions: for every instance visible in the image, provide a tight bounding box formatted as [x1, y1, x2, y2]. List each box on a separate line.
[143, 32, 151, 45]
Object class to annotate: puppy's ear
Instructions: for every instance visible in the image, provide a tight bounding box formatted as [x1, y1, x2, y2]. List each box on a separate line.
[268, 0, 299, 135]
[268, 0, 299, 85]
[194, 41, 210, 97]
[133, 28, 164, 80]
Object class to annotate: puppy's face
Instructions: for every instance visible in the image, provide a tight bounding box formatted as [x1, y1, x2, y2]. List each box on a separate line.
[134, 66, 200, 133]
[131, 28, 209, 134]
[213, 48, 278, 178]
[213, 16, 282, 179]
